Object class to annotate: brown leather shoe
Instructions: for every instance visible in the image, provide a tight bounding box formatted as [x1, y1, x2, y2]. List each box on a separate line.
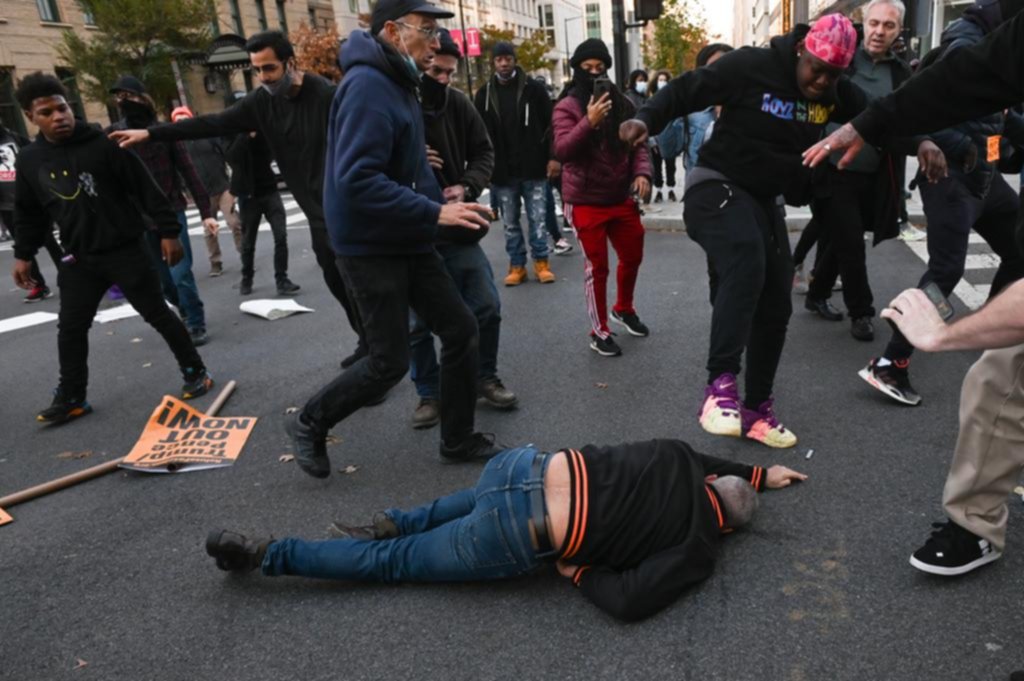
[533, 259, 556, 284]
[504, 265, 528, 286]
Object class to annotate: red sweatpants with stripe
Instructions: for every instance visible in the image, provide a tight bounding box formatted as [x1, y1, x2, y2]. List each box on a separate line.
[569, 200, 645, 339]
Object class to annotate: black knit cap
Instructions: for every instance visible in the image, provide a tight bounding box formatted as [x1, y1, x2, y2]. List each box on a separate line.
[492, 41, 516, 59]
[436, 28, 462, 58]
[570, 38, 612, 69]
[109, 74, 146, 95]
[370, 0, 454, 35]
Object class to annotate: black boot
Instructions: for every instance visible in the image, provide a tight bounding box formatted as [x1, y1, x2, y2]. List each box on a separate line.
[804, 297, 844, 321]
[205, 529, 273, 572]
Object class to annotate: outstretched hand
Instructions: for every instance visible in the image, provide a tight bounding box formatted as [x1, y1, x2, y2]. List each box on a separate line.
[765, 465, 808, 489]
[619, 119, 649, 149]
[802, 123, 864, 169]
[438, 202, 492, 229]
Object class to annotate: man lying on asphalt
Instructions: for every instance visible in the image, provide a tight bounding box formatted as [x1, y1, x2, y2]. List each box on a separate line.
[206, 439, 806, 622]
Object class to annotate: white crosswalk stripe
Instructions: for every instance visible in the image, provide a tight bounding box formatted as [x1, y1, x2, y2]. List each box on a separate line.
[904, 235, 1000, 311]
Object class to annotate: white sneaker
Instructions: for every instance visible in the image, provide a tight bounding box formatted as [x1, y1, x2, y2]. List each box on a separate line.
[792, 263, 809, 295]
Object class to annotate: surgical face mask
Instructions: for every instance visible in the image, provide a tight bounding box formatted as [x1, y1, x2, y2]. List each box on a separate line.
[635, 81, 647, 95]
[657, 78, 668, 86]
[398, 30, 420, 78]
[261, 68, 293, 97]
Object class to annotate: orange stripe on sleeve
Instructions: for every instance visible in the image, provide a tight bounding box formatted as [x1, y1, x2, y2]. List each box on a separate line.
[564, 450, 590, 559]
[563, 450, 585, 558]
[705, 486, 724, 529]
[576, 450, 589, 554]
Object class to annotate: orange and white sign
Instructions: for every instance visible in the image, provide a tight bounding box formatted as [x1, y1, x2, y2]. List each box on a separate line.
[987, 135, 1001, 163]
[0, 507, 12, 526]
[120, 396, 257, 473]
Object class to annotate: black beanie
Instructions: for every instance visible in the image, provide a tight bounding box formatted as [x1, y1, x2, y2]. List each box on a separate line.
[570, 38, 612, 69]
[436, 28, 462, 59]
[492, 41, 516, 60]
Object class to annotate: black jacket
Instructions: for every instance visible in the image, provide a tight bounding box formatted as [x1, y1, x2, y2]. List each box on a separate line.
[225, 132, 277, 199]
[637, 26, 866, 205]
[13, 123, 179, 260]
[148, 74, 336, 229]
[184, 137, 230, 197]
[474, 69, 553, 184]
[918, 15, 1024, 198]
[422, 81, 494, 201]
[560, 439, 767, 622]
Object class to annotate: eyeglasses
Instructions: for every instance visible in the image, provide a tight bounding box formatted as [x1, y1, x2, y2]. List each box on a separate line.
[396, 21, 440, 40]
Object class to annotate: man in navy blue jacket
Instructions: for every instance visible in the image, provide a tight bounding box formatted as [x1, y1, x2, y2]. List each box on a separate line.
[285, 0, 503, 477]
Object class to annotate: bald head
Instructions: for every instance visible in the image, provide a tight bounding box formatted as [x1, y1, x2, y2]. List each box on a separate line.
[709, 476, 759, 530]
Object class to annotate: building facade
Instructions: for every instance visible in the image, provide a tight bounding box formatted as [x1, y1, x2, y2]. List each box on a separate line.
[0, 0, 334, 137]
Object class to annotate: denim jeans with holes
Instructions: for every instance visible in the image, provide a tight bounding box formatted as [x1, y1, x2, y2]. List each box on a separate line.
[493, 180, 549, 265]
[261, 446, 545, 583]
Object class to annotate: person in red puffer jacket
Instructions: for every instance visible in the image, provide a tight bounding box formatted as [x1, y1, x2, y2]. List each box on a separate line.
[553, 39, 652, 357]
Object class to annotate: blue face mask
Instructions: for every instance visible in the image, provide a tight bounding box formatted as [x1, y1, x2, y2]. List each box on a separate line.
[635, 81, 648, 95]
[399, 31, 420, 79]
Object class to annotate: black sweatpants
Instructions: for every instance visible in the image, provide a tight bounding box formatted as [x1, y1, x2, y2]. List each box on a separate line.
[650, 147, 677, 190]
[240, 192, 289, 282]
[885, 172, 1024, 361]
[303, 252, 479, 447]
[683, 181, 793, 406]
[309, 220, 365, 353]
[56, 241, 203, 399]
[807, 168, 876, 319]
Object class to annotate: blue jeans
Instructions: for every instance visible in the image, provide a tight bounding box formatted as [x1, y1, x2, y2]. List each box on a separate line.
[543, 181, 562, 243]
[409, 243, 501, 399]
[493, 180, 549, 265]
[262, 447, 546, 583]
[147, 213, 205, 332]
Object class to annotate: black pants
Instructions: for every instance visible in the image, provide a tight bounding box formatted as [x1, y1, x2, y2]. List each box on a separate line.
[303, 252, 480, 446]
[309, 220, 366, 352]
[57, 241, 203, 399]
[2, 209, 63, 288]
[239, 192, 289, 282]
[807, 168, 876, 319]
[683, 181, 793, 406]
[650, 147, 676, 189]
[793, 216, 821, 267]
[886, 172, 1024, 360]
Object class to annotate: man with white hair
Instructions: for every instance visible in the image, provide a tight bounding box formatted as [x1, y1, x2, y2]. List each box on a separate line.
[206, 439, 806, 622]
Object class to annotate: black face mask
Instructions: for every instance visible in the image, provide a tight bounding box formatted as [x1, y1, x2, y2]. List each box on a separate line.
[420, 73, 448, 111]
[571, 67, 599, 96]
[119, 100, 155, 127]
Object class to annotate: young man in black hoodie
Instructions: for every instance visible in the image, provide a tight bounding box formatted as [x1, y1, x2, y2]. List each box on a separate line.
[109, 31, 367, 368]
[11, 73, 212, 424]
[619, 14, 946, 449]
[409, 29, 517, 429]
[206, 438, 806, 622]
[474, 42, 558, 286]
[1, 121, 63, 302]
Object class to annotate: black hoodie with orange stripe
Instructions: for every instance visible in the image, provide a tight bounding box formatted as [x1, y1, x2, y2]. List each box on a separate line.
[558, 439, 766, 622]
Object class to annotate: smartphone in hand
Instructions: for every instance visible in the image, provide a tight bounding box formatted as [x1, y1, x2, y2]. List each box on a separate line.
[593, 75, 612, 100]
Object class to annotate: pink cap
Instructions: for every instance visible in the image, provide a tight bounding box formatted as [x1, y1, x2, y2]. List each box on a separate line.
[804, 13, 857, 69]
[170, 106, 194, 122]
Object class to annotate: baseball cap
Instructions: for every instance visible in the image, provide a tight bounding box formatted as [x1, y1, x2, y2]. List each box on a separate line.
[370, 0, 454, 35]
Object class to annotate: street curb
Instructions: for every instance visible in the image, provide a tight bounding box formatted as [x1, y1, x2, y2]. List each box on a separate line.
[641, 211, 927, 234]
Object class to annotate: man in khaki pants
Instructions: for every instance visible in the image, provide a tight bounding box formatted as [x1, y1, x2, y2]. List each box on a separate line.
[881, 280, 1024, 576]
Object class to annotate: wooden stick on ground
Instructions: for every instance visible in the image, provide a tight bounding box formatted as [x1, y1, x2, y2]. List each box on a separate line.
[0, 380, 237, 510]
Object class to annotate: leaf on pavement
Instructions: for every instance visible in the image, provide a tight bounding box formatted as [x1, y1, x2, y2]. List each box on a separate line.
[325, 434, 342, 446]
[594, 382, 608, 389]
[284, 407, 299, 414]
[341, 465, 359, 475]
[57, 450, 93, 460]
[142, 362, 152, 368]
[73, 658, 88, 670]
[130, 337, 142, 343]
[278, 454, 295, 463]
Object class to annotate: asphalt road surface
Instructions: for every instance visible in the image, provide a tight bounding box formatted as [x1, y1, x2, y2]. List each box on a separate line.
[1, 201, 1021, 681]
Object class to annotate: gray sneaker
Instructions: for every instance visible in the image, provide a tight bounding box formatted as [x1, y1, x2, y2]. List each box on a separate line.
[792, 263, 809, 295]
[411, 398, 440, 429]
[477, 378, 518, 409]
[284, 411, 331, 478]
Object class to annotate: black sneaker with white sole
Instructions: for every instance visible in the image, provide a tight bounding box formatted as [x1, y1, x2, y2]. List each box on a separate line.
[910, 520, 1002, 576]
[610, 310, 649, 337]
[590, 334, 622, 357]
[858, 357, 921, 406]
